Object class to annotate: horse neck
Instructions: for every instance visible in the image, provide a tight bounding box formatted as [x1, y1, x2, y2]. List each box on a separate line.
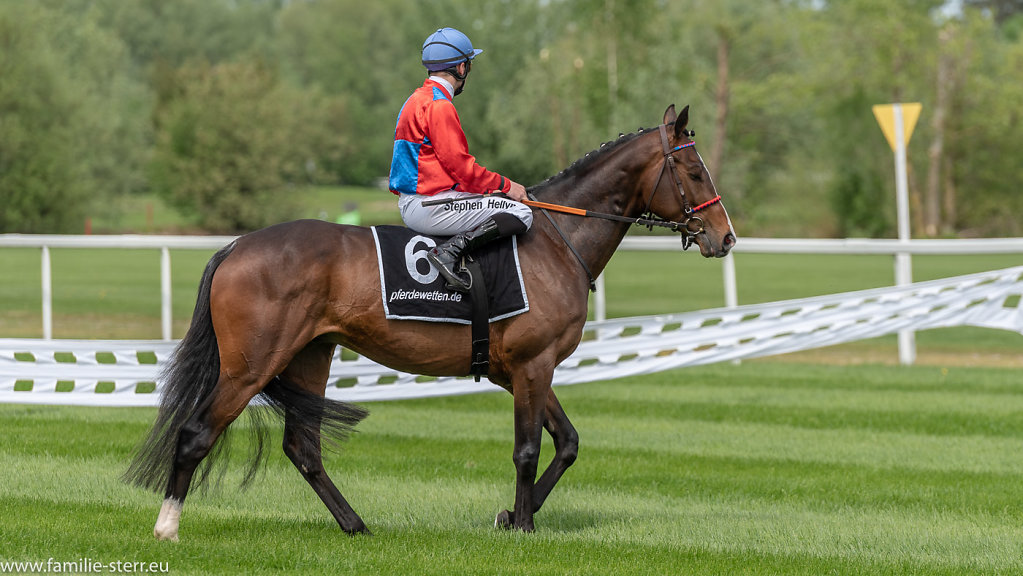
[531, 134, 659, 278]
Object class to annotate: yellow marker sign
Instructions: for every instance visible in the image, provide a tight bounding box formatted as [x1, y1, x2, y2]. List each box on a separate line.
[872, 103, 922, 151]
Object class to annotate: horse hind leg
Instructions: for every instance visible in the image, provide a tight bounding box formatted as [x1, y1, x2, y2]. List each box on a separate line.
[272, 342, 370, 535]
[281, 403, 369, 535]
[154, 374, 268, 541]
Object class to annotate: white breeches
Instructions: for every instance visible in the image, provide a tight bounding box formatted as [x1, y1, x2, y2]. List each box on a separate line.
[398, 191, 533, 236]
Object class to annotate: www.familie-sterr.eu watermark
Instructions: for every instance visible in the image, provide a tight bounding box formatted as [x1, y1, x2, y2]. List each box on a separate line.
[0, 558, 169, 574]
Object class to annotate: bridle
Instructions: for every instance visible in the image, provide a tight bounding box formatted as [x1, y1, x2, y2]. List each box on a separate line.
[644, 124, 722, 251]
[531, 123, 723, 241]
[423, 122, 725, 291]
[526, 123, 724, 291]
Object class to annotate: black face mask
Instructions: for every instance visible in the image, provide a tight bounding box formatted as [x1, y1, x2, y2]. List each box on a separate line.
[452, 61, 471, 96]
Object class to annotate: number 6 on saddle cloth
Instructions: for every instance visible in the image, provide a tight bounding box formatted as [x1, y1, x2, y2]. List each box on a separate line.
[371, 225, 530, 379]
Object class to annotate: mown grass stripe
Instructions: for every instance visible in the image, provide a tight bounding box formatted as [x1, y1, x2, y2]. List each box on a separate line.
[6, 426, 1022, 521]
[584, 363, 1023, 397]
[582, 378, 1023, 418]
[2, 470, 1020, 574]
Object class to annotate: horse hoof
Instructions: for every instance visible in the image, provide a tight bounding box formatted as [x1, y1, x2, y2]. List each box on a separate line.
[343, 522, 372, 536]
[153, 529, 179, 542]
[153, 499, 181, 542]
[346, 528, 373, 537]
[494, 510, 514, 529]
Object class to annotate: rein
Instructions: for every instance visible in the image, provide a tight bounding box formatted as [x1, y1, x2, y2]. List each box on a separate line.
[521, 198, 696, 231]
[529, 124, 722, 240]
[528, 192, 598, 292]
[420, 123, 723, 292]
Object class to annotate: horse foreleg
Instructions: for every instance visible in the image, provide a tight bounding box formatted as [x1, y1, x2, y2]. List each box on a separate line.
[496, 365, 552, 532]
[280, 342, 369, 535]
[496, 388, 577, 531]
[531, 390, 578, 513]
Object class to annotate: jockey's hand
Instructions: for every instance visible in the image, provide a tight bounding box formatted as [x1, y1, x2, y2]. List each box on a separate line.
[506, 181, 528, 203]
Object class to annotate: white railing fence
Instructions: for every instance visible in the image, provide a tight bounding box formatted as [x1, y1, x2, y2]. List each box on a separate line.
[1, 234, 236, 341]
[2, 265, 1021, 406]
[602, 236, 1023, 364]
[2, 233, 1023, 360]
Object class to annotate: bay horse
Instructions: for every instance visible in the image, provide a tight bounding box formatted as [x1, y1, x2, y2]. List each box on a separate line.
[124, 104, 735, 540]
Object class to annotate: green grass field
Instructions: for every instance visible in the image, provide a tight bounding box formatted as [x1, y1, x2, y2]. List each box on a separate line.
[2, 362, 1022, 575]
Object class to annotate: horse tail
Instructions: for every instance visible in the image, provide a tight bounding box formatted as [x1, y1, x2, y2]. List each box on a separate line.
[122, 241, 236, 493]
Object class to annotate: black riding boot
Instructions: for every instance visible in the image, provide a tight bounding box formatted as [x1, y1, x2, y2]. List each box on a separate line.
[428, 218, 503, 292]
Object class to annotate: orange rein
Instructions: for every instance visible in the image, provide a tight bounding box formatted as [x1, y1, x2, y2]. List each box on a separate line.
[520, 199, 588, 217]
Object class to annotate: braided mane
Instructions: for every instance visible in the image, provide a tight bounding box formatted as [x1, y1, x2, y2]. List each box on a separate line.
[530, 127, 656, 191]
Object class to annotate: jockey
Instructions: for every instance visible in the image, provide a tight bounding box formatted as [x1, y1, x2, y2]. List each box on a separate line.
[389, 27, 531, 292]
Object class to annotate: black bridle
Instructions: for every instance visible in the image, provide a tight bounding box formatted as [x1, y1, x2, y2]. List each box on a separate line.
[644, 124, 723, 251]
[529, 123, 724, 290]
[534, 123, 723, 238]
[423, 123, 725, 291]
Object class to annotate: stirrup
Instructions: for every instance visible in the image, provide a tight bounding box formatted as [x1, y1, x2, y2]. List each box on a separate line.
[443, 270, 471, 293]
[430, 254, 471, 293]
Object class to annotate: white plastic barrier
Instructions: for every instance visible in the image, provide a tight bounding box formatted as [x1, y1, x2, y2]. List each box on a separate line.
[0, 340, 175, 407]
[2, 266, 1020, 407]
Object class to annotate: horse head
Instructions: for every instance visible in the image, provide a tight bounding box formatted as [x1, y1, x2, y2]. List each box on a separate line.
[643, 104, 735, 258]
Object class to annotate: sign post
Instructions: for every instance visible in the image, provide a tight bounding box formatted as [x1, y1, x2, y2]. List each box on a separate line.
[872, 102, 921, 365]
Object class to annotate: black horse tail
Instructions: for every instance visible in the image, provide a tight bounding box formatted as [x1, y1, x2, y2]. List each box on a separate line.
[123, 240, 368, 494]
[122, 242, 236, 493]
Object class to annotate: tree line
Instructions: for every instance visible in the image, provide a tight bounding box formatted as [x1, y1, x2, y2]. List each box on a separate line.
[1, 0, 1021, 236]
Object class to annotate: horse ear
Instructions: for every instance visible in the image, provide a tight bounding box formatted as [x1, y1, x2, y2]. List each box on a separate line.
[673, 105, 691, 139]
[663, 104, 677, 126]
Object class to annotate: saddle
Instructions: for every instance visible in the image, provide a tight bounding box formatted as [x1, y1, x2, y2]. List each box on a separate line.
[371, 226, 530, 380]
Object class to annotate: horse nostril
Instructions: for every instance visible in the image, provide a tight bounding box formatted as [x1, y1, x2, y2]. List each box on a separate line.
[723, 232, 736, 248]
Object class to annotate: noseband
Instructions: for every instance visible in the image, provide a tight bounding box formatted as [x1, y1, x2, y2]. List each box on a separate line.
[644, 124, 722, 250]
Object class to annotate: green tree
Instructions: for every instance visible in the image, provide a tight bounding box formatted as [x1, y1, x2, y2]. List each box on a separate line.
[58, 0, 281, 69]
[963, 0, 1023, 25]
[0, 3, 149, 233]
[275, 0, 430, 185]
[482, 0, 608, 184]
[150, 59, 347, 232]
[948, 9, 1023, 235]
[4, 0, 1023, 238]
[796, 0, 943, 237]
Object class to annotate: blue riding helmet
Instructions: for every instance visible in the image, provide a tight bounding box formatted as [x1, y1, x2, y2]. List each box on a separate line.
[422, 28, 483, 71]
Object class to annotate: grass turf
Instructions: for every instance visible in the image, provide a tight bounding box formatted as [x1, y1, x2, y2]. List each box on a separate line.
[2, 362, 1022, 575]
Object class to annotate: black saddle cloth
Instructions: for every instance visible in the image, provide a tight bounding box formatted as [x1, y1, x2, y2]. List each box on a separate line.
[371, 225, 529, 324]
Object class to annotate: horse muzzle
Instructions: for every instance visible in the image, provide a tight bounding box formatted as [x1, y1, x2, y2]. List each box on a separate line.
[694, 230, 735, 258]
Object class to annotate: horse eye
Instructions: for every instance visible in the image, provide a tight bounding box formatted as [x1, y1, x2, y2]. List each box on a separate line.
[689, 173, 702, 182]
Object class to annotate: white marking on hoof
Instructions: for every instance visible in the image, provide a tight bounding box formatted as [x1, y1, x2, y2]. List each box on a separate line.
[153, 498, 182, 542]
